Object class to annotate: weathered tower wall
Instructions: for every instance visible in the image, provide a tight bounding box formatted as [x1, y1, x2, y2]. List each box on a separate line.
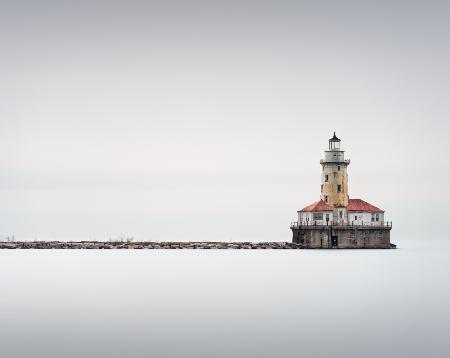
[320, 161, 349, 207]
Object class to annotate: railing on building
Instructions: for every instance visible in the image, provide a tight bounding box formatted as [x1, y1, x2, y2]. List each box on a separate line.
[290, 221, 392, 229]
[320, 159, 351, 165]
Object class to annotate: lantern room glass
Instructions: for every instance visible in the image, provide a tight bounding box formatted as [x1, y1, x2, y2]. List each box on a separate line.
[329, 140, 340, 150]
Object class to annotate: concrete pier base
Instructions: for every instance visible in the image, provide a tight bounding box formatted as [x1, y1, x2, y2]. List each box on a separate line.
[291, 224, 393, 249]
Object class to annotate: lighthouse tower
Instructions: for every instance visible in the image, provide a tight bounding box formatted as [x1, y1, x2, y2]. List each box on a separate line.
[320, 133, 350, 214]
[291, 132, 393, 248]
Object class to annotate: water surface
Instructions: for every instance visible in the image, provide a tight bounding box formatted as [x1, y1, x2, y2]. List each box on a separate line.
[1, 239, 449, 358]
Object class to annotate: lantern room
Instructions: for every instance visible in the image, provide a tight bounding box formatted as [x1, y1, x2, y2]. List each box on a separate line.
[329, 132, 341, 150]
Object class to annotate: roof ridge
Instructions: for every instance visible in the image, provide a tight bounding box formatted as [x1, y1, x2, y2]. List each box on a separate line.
[347, 198, 383, 213]
[299, 199, 333, 212]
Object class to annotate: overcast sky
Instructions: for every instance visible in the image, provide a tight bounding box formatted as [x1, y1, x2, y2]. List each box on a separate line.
[1, 0, 449, 241]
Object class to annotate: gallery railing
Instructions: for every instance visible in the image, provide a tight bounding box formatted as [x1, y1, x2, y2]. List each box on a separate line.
[319, 159, 351, 165]
[290, 221, 392, 228]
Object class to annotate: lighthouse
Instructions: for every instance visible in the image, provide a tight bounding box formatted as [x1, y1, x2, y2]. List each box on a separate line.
[320, 132, 350, 224]
[291, 133, 394, 249]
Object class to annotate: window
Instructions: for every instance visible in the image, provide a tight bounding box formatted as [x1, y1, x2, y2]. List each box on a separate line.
[325, 175, 329, 182]
[339, 211, 343, 219]
[376, 214, 379, 222]
[337, 165, 340, 171]
[321, 184, 323, 193]
[326, 214, 330, 222]
[313, 213, 323, 221]
[354, 216, 357, 221]
[324, 195, 328, 203]
[337, 184, 342, 192]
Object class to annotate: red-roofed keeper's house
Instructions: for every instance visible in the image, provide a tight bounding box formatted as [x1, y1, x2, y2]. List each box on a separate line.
[298, 200, 333, 225]
[347, 199, 384, 225]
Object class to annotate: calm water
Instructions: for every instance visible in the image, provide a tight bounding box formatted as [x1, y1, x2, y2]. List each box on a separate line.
[1, 239, 449, 358]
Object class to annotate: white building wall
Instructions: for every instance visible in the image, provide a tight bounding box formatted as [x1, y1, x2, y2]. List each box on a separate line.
[298, 212, 310, 223]
[299, 211, 385, 226]
[348, 212, 384, 225]
[298, 211, 333, 225]
[333, 208, 347, 224]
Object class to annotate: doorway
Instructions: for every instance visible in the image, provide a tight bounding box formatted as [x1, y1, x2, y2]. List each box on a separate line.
[331, 236, 338, 248]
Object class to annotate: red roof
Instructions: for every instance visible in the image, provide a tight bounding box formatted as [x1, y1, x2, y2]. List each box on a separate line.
[347, 199, 383, 213]
[299, 200, 333, 212]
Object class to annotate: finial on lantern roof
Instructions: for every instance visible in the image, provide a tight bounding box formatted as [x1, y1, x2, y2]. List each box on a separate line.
[330, 132, 340, 142]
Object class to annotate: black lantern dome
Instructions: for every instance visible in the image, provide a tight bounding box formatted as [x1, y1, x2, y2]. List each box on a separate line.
[329, 132, 341, 149]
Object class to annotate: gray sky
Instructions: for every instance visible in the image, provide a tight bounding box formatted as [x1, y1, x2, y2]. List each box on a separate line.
[1, 0, 449, 240]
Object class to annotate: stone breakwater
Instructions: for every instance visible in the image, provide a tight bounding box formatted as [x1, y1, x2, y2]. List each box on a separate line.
[0, 241, 303, 250]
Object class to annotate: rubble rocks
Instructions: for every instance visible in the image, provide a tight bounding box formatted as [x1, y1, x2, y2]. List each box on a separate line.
[0, 241, 303, 250]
